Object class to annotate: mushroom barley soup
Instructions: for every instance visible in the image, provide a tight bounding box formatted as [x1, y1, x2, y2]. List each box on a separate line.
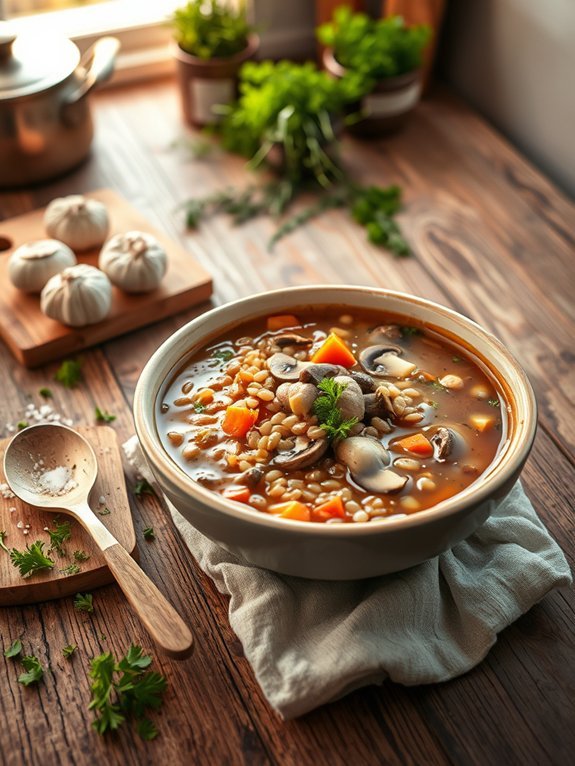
[158, 309, 507, 523]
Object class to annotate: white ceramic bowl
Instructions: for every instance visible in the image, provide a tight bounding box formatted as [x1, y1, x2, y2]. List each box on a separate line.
[133, 286, 536, 580]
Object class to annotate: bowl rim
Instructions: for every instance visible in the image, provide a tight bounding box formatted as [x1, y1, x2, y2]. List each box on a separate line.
[134, 285, 537, 537]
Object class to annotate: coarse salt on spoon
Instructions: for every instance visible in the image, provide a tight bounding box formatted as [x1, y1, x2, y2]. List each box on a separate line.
[3, 423, 193, 660]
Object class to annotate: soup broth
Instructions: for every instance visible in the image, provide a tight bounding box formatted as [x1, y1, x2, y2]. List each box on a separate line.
[158, 308, 507, 523]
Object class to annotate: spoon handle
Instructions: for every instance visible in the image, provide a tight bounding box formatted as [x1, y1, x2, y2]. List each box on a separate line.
[103, 543, 194, 659]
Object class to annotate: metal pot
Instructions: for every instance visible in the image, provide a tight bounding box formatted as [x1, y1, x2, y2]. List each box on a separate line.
[0, 23, 119, 188]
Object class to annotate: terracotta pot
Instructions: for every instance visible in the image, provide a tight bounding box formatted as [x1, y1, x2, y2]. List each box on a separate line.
[323, 47, 422, 136]
[174, 34, 259, 128]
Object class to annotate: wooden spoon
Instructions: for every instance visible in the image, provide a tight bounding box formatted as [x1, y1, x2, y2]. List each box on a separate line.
[3, 423, 193, 660]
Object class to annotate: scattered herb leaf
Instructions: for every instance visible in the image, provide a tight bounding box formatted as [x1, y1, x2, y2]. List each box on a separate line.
[18, 655, 44, 686]
[17, 421, 29, 430]
[60, 563, 81, 576]
[10, 541, 54, 578]
[488, 399, 501, 408]
[212, 348, 234, 363]
[98, 507, 111, 517]
[452, 356, 462, 363]
[95, 407, 117, 423]
[4, 639, 22, 659]
[428, 400, 440, 410]
[193, 401, 206, 413]
[313, 378, 359, 441]
[88, 645, 166, 737]
[400, 326, 422, 337]
[134, 480, 155, 498]
[63, 644, 77, 659]
[39, 387, 53, 398]
[55, 359, 83, 388]
[427, 379, 447, 393]
[143, 527, 155, 542]
[137, 718, 159, 741]
[74, 593, 94, 613]
[47, 519, 71, 556]
[0, 530, 9, 554]
[73, 550, 90, 562]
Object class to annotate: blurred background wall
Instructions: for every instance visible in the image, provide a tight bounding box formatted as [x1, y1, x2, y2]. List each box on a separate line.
[440, 0, 575, 198]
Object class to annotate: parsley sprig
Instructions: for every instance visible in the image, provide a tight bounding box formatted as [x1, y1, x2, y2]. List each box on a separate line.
[313, 378, 358, 441]
[134, 479, 155, 498]
[88, 645, 167, 738]
[10, 541, 54, 578]
[47, 518, 71, 556]
[74, 593, 94, 613]
[18, 655, 44, 686]
[63, 644, 77, 659]
[54, 359, 83, 388]
[95, 407, 116, 423]
[4, 639, 22, 659]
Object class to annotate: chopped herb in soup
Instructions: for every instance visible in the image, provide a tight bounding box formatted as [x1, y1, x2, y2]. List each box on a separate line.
[158, 309, 507, 523]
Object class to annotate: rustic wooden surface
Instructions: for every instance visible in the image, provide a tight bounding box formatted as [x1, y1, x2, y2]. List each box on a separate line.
[0, 78, 574, 766]
[0, 425, 136, 606]
[0, 189, 212, 367]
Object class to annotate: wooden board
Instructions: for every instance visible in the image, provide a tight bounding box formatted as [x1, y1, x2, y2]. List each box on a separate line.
[0, 188, 213, 368]
[0, 425, 137, 605]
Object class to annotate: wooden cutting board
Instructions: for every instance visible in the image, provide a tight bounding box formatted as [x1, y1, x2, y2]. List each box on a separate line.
[0, 425, 137, 605]
[0, 188, 213, 368]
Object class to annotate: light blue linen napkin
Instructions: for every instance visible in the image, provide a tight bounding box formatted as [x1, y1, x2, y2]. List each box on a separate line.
[124, 437, 572, 720]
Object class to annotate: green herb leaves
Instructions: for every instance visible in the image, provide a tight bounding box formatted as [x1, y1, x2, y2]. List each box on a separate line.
[74, 593, 94, 613]
[4, 639, 22, 659]
[39, 387, 53, 398]
[143, 527, 155, 542]
[88, 645, 167, 738]
[95, 407, 116, 423]
[172, 0, 251, 59]
[63, 644, 77, 659]
[10, 541, 54, 578]
[134, 479, 155, 498]
[313, 378, 358, 442]
[47, 518, 71, 556]
[488, 399, 501, 408]
[54, 359, 83, 388]
[18, 655, 44, 687]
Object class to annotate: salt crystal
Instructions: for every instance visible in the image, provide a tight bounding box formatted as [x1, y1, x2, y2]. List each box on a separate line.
[7, 425, 15, 433]
[36, 466, 77, 496]
[25, 524, 30, 529]
[63, 419, 73, 427]
[0, 483, 15, 499]
[98, 495, 106, 505]
[39, 405, 52, 417]
[25, 404, 34, 412]
[23, 529, 29, 535]
[16, 521, 23, 529]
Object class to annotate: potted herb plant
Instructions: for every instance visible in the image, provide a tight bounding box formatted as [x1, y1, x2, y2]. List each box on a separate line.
[172, 0, 258, 128]
[317, 7, 432, 135]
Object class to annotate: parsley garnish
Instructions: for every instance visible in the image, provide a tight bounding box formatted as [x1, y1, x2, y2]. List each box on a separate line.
[98, 507, 111, 516]
[427, 379, 447, 393]
[55, 359, 83, 388]
[73, 550, 90, 562]
[400, 326, 422, 337]
[452, 356, 462, 363]
[74, 593, 94, 613]
[137, 718, 159, 741]
[88, 645, 167, 737]
[0, 530, 9, 554]
[39, 387, 53, 398]
[47, 518, 71, 555]
[313, 378, 358, 441]
[60, 563, 80, 576]
[212, 348, 234, 363]
[488, 399, 501, 408]
[4, 639, 22, 659]
[134, 479, 155, 498]
[18, 655, 44, 686]
[193, 401, 206, 413]
[95, 407, 116, 423]
[63, 644, 77, 659]
[143, 527, 155, 542]
[17, 421, 29, 430]
[10, 541, 54, 578]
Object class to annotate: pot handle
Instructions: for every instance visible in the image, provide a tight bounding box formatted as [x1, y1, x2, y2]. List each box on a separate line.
[66, 36, 120, 105]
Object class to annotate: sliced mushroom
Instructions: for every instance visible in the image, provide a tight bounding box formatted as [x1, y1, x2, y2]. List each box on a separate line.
[239, 466, 264, 487]
[336, 436, 407, 494]
[363, 392, 394, 419]
[272, 436, 328, 471]
[276, 381, 292, 409]
[268, 353, 309, 382]
[333, 376, 365, 421]
[429, 426, 467, 462]
[288, 382, 318, 416]
[359, 345, 416, 378]
[273, 333, 313, 348]
[349, 371, 375, 393]
[299, 363, 346, 385]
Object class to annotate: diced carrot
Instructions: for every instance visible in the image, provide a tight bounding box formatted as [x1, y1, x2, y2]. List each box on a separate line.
[222, 405, 258, 439]
[223, 486, 252, 504]
[267, 314, 301, 331]
[313, 496, 346, 521]
[269, 501, 311, 521]
[195, 388, 214, 404]
[395, 433, 434, 457]
[419, 371, 436, 382]
[470, 414, 494, 432]
[311, 333, 356, 368]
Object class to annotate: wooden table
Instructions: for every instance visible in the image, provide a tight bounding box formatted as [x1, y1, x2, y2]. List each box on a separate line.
[1, 79, 574, 766]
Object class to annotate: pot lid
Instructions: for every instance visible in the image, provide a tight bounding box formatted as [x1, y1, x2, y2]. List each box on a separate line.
[0, 22, 80, 101]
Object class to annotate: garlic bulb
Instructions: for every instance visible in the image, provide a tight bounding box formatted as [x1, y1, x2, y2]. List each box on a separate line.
[44, 195, 110, 251]
[40, 264, 112, 327]
[8, 239, 76, 293]
[99, 231, 167, 293]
